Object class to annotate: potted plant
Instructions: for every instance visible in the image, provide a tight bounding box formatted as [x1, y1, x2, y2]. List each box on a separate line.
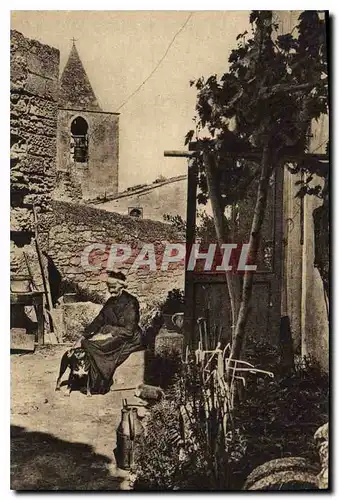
[159, 289, 185, 331]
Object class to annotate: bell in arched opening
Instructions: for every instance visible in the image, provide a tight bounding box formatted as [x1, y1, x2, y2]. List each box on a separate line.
[71, 116, 88, 163]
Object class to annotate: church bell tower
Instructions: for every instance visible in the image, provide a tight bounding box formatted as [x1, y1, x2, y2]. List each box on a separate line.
[56, 40, 119, 201]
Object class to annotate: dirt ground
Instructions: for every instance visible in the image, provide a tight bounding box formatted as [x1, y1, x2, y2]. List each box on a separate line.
[11, 345, 142, 491]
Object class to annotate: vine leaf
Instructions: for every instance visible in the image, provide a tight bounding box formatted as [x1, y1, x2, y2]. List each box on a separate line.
[185, 130, 194, 146]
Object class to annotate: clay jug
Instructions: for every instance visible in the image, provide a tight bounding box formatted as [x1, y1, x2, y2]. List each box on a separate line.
[116, 407, 132, 470]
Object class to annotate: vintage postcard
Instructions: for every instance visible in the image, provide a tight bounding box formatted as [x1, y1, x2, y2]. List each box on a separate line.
[10, 10, 329, 491]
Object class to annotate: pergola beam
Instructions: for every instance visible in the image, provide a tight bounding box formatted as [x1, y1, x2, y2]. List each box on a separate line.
[164, 150, 194, 158]
[164, 145, 328, 163]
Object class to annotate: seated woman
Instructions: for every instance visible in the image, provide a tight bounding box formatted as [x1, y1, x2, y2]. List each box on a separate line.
[74, 271, 142, 394]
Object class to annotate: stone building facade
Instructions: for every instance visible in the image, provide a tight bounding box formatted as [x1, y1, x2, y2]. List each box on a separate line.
[55, 43, 119, 201]
[275, 11, 329, 373]
[10, 30, 60, 336]
[10, 29, 59, 238]
[48, 200, 185, 315]
[90, 174, 187, 222]
[10, 30, 185, 342]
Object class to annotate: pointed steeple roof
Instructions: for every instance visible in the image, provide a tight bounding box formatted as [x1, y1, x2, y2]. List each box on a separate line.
[59, 42, 101, 111]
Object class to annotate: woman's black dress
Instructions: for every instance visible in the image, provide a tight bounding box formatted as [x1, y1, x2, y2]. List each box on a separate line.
[80, 291, 142, 394]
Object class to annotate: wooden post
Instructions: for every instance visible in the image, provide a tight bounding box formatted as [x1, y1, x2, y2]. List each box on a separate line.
[164, 150, 197, 347]
[185, 157, 198, 244]
[33, 206, 60, 343]
[36, 301, 44, 345]
[33, 206, 53, 311]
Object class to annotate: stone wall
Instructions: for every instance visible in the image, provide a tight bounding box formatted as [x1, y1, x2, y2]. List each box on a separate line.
[277, 11, 329, 373]
[300, 114, 329, 373]
[10, 29, 59, 235]
[92, 175, 187, 222]
[48, 201, 185, 316]
[56, 109, 119, 201]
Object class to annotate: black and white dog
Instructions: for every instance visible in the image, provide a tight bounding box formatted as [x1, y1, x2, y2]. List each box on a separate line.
[55, 348, 91, 397]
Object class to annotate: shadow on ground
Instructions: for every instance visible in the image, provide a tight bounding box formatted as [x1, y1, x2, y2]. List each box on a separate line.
[11, 425, 122, 491]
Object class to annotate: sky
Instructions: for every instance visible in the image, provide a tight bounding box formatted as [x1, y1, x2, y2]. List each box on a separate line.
[11, 10, 251, 191]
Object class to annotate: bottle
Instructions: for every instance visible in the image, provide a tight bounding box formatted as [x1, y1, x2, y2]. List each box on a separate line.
[116, 407, 132, 470]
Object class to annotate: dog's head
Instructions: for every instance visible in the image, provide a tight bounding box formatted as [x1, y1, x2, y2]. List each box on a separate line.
[74, 349, 87, 361]
[67, 348, 89, 376]
[67, 348, 86, 360]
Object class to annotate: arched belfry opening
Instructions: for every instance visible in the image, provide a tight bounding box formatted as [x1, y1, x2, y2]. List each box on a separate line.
[58, 42, 119, 198]
[71, 116, 88, 163]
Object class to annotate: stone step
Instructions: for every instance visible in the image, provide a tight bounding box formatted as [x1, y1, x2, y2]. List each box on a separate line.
[112, 349, 145, 388]
[11, 328, 35, 352]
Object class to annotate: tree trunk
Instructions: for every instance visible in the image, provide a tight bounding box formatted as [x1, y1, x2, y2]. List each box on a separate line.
[229, 146, 273, 363]
[203, 151, 241, 334]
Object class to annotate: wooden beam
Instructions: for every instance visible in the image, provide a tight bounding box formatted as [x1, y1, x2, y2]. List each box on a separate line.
[165, 149, 328, 166]
[213, 152, 329, 163]
[164, 145, 328, 163]
[164, 150, 194, 158]
[188, 141, 328, 163]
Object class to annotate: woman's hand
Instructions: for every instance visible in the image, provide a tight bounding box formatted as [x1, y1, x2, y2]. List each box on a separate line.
[73, 336, 85, 349]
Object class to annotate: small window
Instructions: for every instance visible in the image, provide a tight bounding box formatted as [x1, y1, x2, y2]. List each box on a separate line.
[128, 207, 143, 218]
[71, 116, 88, 163]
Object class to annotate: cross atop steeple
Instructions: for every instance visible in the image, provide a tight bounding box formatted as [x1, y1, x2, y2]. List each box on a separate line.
[59, 39, 101, 111]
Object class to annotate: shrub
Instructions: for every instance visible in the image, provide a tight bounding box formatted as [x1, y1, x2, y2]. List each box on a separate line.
[160, 289, 185, 315]
[134, 352, 247, 491]
[232, 339, 329, 486]
[133, 399, 183, 490]
[134, 337, 328, 491]
[144, 351, 183, 390]
[134, 396, 229, 491]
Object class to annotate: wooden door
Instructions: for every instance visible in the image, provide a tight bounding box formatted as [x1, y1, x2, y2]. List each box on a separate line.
[184, 159, 284, 349]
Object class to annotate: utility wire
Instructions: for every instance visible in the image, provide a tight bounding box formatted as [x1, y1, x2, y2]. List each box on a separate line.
[115, 12, 194, 112]
[84, 12, 193, 143]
